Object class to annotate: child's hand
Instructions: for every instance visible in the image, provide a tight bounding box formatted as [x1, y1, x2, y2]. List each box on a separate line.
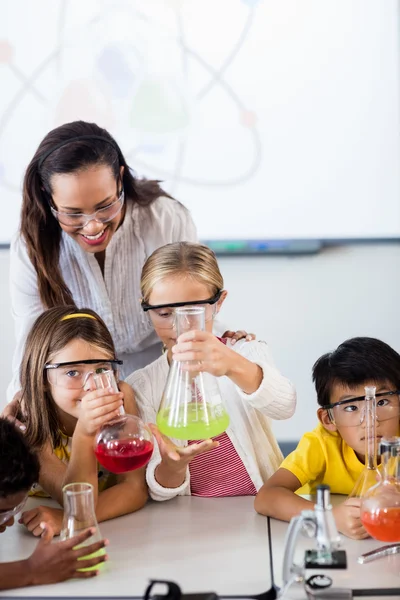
[1, 391, 26, 432]
[172, 330, 236, 377]
[332, 498, 370, 540]
[150, 424, 219, 478]
[19, 506, 63, 537]
[77, 388, 124, 437]
[222, 330, 256, 345]
[27, 523, 108, 583]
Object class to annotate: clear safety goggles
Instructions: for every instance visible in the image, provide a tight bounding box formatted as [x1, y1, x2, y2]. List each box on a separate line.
[322, 390, 400, 427]
[45, 359, 123, 390]
[0, 496, 27, 526]
[141, 291, 222, 330]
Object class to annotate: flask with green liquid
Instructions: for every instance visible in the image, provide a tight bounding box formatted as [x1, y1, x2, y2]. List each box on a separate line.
[156, 306, 230, 440]
[60, 482, 106, 572]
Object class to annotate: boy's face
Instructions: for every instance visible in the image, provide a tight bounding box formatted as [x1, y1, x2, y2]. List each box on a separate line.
[318, 380, 400, 462]
[0, 490, 28, 531]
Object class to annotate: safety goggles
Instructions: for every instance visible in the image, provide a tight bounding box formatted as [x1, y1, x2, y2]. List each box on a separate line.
[141, 291, 222, 330]
[0, 496, 27, 526]
[322, 390, 400, 427]
[45, 359, 123, 390]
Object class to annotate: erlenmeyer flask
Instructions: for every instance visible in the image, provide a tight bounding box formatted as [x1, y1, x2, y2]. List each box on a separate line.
[93, 370, 154, 473]
[60, 482, 105, 572]
[349, 386, 381, 498]
[156, 306, 230, 440]
[361, 437, 400, 542]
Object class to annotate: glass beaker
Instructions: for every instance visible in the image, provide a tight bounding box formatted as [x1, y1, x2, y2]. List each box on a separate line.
[156, 306, 230, 440]
[348, 386, 381, 499]
[361, 437, 400, 542]
[93, 370, 154, 473]
[60, 482, 105, 572]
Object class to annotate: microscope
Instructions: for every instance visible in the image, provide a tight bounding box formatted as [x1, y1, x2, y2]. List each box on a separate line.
[281, 484, 348, 599]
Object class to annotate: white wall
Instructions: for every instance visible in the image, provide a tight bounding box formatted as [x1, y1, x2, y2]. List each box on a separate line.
[1, 244, 399, 441]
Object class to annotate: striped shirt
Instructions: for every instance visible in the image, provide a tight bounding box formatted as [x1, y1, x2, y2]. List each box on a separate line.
[188, 433, 257, 497]
[188, 337, 257, 497]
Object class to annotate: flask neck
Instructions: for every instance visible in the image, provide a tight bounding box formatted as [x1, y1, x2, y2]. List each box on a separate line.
[63, 485, 98, 529]
[364, 395, 378, 470]
[175, 307, 206, 337]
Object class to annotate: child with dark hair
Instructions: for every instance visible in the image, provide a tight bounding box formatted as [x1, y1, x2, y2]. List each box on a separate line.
[0, 418, 107, 590]
[255, 337, 400, 539]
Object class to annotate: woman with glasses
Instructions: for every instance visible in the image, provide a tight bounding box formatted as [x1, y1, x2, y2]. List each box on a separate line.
[7, 120, 198, 405]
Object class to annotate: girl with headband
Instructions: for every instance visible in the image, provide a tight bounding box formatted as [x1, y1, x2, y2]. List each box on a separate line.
[16, 307, 147, 537]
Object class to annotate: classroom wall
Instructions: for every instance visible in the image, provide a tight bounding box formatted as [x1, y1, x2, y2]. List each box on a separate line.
[1, 243, 399, 442]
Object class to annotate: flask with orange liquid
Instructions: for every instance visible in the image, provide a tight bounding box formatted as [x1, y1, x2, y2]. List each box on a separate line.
[361, 437, 400, 542]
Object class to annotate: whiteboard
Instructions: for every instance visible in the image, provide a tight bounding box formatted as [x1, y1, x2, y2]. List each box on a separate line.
[1, 0, 400, 248]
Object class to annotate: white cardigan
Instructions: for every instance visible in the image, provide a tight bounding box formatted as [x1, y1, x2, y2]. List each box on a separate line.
[8, 197, 197, 401]
[126, 339, 296, 501]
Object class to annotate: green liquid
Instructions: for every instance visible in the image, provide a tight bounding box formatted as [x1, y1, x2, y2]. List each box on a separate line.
[156, 404, 230, 440]
[76, 547, 106, 572]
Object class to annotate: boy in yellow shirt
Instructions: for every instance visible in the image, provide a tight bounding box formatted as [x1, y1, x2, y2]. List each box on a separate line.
[254, 337, 400, 539]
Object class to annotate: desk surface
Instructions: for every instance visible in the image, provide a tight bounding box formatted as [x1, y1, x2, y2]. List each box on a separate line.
[0, 496, 272, 598]
[269, 514, 400, 599]
[0, 496, 399, 598]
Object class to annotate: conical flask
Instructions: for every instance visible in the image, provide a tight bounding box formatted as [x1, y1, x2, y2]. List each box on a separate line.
[156, 306, 230, 440]
[60, 482, 105, 572]
[361, 437, 400, 542]
[93, 370, 154, 473]
[349, 385, 381, 499]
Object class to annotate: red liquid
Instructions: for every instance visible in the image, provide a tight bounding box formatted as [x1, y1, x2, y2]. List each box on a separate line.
[95, 439, 154, 474]
[361, 508, 400, 542]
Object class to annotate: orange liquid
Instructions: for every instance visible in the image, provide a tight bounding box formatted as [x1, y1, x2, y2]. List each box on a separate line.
[361, 507, 400, 542]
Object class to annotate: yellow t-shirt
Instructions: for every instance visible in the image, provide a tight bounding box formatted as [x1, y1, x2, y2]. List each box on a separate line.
[280, 423, 364, 495]
[30, 433, 114, 497]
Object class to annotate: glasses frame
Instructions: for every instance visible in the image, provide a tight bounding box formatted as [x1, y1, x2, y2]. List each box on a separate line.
[49, 183, 125, 230]
[141, 290, 223, 313]
[45, 359, 123, 370]
[45, 359, 124, 390]
[321, 390, 400, 411]
[0, 496, 27, 526]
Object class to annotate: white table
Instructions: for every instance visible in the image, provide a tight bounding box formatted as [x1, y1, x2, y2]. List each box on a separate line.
[1, 496, 399, 598]
[269, 512, 400, 599]
[0, 496, 271, 598]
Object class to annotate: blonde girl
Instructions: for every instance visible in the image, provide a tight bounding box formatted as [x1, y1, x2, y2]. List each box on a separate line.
[127, 242, 296, 500]
[17, 307, 147, 536]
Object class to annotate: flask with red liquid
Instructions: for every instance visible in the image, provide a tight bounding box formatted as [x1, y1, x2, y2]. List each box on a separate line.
[361, 437, 400, 542]
[92, 370, 154, 474]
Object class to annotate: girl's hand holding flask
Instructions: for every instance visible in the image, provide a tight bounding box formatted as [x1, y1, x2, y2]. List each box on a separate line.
[77, 387, 124, 437]
[149, 424, 219, 488]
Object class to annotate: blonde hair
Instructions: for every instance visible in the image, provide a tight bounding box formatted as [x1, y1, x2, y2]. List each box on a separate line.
[141, 242, 224, 303]
[21, 306, 117, 450]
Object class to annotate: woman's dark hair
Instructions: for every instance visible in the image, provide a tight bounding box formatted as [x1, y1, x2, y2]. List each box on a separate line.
[312, 336, 400, 407]
[20, 306, 117, 450]
[21, 120, 170, 309]
[0, 417, 40, 497]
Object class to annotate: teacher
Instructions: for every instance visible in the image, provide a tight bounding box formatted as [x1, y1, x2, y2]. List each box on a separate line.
[7, 120, 198, 400]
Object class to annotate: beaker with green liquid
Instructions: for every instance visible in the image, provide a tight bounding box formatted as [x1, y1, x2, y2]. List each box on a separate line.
[60, 482, 106, 572]
[156, 306, 230, 440]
